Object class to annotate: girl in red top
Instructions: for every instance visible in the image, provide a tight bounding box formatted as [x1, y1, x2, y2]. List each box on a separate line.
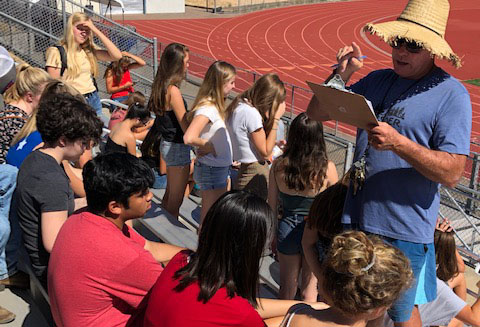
[104, 51, 145, 111]
[144, 191, 309, 327]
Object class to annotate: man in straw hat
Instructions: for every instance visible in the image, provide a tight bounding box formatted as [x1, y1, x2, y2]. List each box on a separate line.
[307, 0, 471, 326]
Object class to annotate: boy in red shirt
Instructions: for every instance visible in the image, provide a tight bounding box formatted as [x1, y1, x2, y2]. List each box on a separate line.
[48, 152, 182, 327]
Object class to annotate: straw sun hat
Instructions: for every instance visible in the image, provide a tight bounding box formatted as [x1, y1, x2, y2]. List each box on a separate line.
[364, 0, 461, 68]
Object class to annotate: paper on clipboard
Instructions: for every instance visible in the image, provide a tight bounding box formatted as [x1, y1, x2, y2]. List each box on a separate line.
[306, 80, 378, 130]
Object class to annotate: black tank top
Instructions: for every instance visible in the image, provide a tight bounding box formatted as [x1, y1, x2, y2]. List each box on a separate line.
[154, 97, 188, 144]
[104, 136, 128, 154]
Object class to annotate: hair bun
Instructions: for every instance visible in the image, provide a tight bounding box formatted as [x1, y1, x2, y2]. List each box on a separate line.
[329, 231, 376, 276]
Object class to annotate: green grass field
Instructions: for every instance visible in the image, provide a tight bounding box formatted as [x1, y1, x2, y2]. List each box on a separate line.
[465, 79, 480, 86]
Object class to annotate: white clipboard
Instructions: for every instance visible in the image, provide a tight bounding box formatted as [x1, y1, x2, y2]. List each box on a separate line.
[306, 80, 378, 130]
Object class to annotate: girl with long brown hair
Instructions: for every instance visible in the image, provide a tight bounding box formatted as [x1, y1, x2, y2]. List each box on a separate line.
[104, 51, 145, 111]
[226, 73, 286, 200]
[183, 61, 236, 223]
[147, 42, 190, 218]
[434, 219, 467, 327]
[268, 113, 338, 302]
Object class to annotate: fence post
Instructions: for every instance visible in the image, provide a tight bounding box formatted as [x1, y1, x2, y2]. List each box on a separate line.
[472, 229, 476, 253]
[466, 154, 480, 214]
[153, 37, 158, 77]
[62, 0, 67, 30]
[344, 142, 354, 176]
[290, 86, 295, 119]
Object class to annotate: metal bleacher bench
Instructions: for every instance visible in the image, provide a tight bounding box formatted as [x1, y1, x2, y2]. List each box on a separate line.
[103, 99, 280, 294]
[139, 188, 281, 295]
[22, 259, 54, 325]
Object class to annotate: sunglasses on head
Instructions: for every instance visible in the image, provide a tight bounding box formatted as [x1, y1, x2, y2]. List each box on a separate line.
[390, 38, 423, 53]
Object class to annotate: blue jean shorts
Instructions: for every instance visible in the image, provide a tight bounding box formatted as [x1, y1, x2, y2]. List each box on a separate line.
[193, 162, 229, 190]
[160, 140, 191, 167]
[277, 215, 306, 255]
[382, 237, 436, 323]
[84, 91, 102, 117]
[110, 95, 129, 112]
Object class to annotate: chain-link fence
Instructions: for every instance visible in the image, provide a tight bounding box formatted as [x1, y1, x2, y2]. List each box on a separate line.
[0, 0, 157, 100]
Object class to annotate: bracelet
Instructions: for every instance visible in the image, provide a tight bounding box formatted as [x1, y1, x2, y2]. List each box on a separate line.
[271, 128, 278, 130]
[274, 118, 280, 121]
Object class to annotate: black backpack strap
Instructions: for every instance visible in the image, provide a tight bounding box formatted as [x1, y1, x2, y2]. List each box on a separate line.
[54, 45, 67, 76]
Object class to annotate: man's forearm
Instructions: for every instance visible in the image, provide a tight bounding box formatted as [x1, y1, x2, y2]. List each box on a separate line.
[393, 135, 466, 188]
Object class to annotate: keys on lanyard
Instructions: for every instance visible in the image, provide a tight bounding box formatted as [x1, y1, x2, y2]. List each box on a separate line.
[350, 156, 366, 196]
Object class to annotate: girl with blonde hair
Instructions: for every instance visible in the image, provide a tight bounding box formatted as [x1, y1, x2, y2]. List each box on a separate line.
[7, 80, 91, 198]
[147, 42, 190, 218]
[268, 113, 338, 302]
[6, 80, 81, 168]
[1, 64, 51, 163]
[280, 230, 413, 327]
[183, 61, 236, 223]
[45, 12, 122, 118]
[226, 73, 286, 200]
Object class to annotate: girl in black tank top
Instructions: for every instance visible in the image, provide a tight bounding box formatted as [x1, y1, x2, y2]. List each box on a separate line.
[105, 102, 151, 156]
[146, 43, 192, 219]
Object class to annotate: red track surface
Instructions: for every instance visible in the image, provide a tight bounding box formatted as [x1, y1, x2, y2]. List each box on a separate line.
[125, 0, 480, 142]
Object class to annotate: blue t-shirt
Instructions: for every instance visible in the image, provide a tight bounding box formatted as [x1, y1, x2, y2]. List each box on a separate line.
[6, 131, 43, 168]
[342, 67, 471, 243]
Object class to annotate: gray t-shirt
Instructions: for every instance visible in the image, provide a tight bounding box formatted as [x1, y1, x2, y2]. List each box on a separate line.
[227, 101, 264, 163]
[14, 150, 75, 282]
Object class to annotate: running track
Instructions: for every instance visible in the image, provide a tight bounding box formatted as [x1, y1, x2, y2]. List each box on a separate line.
[125, 0, 480, 142]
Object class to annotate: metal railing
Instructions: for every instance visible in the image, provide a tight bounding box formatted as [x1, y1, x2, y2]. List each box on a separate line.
[0, 0, 157, 100]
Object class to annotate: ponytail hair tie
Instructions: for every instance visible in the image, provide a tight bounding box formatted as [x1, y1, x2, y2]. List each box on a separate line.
[360, 253, 376, 272]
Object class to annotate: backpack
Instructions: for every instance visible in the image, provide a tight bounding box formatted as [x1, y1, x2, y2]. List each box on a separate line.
[53, 45, 67, 76]
[49, 45, 98, 91]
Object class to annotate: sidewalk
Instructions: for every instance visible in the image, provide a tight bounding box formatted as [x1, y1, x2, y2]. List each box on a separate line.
[111, 6, 239, 21]
[0, 288, 49, 327]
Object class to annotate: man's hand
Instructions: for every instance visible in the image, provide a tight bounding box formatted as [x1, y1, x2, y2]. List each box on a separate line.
[368, 123, 466, 188]
[336, 42, 364, 74]
[367, 122, 403, 151]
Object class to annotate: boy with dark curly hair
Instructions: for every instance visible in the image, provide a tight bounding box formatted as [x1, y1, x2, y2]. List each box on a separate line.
[13, 92, 103, 285]
[48, 153, 182, 326]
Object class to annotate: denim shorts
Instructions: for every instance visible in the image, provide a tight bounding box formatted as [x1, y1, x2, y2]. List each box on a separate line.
[193, 162, 229, 190]
[160, 140, 191, 167]
[84, 91, 102, 117]
[110, 95, 129, 112]
[277, 215, 306, 255]
[383, 237, 436, 323]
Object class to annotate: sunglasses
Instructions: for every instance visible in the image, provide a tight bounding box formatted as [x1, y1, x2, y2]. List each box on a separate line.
[389, 38, 423, 54]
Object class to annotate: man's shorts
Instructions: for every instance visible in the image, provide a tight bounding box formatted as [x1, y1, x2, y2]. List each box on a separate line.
[382, 237, 437, 323]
